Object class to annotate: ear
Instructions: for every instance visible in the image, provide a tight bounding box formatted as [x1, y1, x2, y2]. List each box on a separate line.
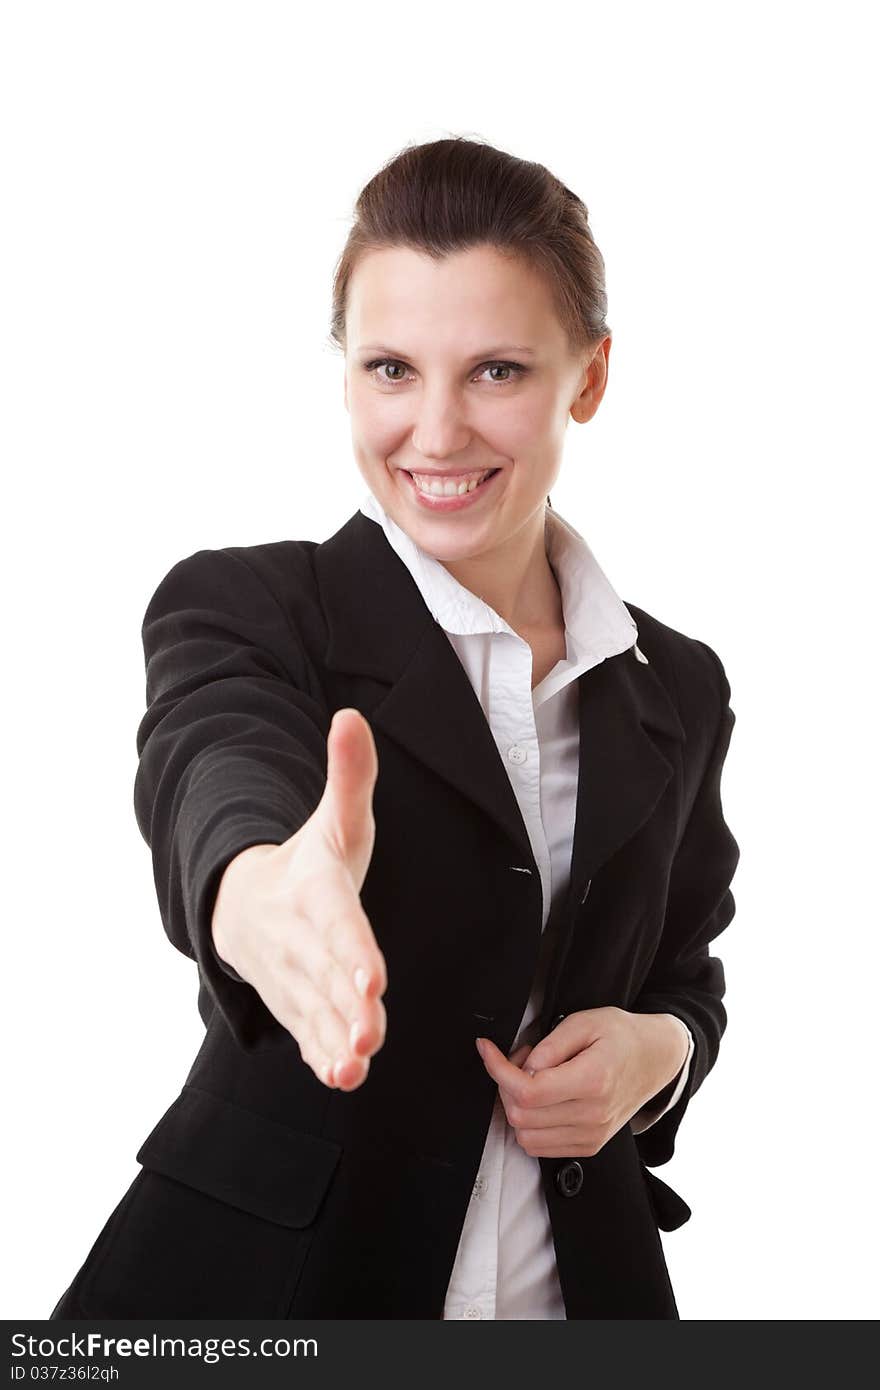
[570, 335, 611, 424]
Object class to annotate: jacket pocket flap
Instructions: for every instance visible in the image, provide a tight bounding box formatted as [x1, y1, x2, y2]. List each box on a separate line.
[135, 1085, 342, 1230]
[641, 1165, 692, 1231]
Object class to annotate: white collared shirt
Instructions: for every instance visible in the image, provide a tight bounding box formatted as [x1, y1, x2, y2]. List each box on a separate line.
[358, 491, 694, 1320]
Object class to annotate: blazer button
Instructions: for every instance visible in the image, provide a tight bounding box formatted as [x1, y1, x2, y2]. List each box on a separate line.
[555, 1160, 584, 1198]
[553, 1013, 566, 1027]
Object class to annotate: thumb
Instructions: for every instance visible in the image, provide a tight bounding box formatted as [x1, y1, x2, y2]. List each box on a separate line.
[318, 708, 379, 878]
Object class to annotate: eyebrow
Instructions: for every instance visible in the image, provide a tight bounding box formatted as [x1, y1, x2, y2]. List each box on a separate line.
[355, 343, 538, 358]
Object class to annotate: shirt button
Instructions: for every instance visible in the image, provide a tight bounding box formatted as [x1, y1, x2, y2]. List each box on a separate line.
[464, 1306, 483, 1319]
[472, 1175, 487, 1198]
[507, 745, 527, 764]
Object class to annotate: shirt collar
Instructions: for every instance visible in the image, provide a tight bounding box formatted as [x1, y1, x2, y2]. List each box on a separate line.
[358, 489, 638, 666]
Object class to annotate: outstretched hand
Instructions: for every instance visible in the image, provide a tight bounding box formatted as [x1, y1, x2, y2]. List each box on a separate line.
[212, 707, 387, 1092]
[475, 1007, 689, 1157]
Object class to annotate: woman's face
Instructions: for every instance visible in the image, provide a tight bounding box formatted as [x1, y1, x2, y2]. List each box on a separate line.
[344, 243, 609, 565]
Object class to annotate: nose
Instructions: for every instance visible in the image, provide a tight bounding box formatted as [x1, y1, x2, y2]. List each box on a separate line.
[411, 387, 473, 461]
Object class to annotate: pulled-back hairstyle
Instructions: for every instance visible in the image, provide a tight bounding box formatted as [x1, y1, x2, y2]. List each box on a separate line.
[328, 135, 612, 508]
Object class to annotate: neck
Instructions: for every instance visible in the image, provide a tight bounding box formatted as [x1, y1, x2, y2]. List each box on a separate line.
[438, 507, 563, 634]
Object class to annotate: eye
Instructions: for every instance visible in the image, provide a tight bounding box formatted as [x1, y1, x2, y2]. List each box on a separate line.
[364, 359, 409, 385]
[480, 362, 526, 384]
[361, 358, 529, 388]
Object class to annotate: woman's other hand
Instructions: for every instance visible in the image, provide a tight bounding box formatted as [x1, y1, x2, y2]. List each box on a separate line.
[210, 708, 387, 1092]
[475, 1008, 689, 1157]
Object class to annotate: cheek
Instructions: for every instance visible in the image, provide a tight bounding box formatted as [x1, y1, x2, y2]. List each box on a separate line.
[351, 400, 408, 456]
[485, 392, 559, 451]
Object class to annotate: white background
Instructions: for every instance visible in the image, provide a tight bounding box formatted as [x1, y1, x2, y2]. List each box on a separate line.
[3, 0, 876, 1321]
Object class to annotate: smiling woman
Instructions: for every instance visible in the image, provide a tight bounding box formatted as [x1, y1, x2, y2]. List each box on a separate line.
[50, 134, 739, 1321]
[336, 210, 612, 622]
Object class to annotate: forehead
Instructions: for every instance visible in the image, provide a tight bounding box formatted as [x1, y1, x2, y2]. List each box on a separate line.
[346, 244, 567, 354]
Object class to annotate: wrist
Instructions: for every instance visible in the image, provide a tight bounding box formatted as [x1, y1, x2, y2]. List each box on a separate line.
[630, 1010, 690, 1101]
[211, 843, 279, 972]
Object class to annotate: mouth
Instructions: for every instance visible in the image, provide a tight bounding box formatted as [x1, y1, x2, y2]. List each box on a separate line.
[398, 467, 502, 512]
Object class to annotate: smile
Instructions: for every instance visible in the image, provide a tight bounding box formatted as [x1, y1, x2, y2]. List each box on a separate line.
[400, 467, 502, 512]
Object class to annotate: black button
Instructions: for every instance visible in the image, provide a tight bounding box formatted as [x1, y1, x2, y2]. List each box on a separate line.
[555, 1160, 584, 1198]
[553, 1013, 566, 1028]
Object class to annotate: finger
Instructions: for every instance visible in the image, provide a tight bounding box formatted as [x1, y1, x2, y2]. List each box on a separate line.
[478, 1036, 582, 1108]
[344, 989, 387, 1061]
[332, 1051, 371, 1091]
[514, 1126, 586, 1156]
[293, 963, 385, 1072]
[295, 862, 388, 1003]
[282, 1008, 337, 1089]
[283, 967, 355, 1075]
[287, 988, 371, 1091]
[507, 1096, 586, 1129]
[301, 1040, 339, 1090]
[477, 1036, 530, 1090]
[497, 1044, 533, 1110]
[525, 1013, 604, 1073]
[296, 936, 386, 1059]
[508, 1043, 533, 1069]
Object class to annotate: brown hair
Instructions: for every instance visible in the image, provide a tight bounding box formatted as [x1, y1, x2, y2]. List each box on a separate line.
[328, 134, 612, 507]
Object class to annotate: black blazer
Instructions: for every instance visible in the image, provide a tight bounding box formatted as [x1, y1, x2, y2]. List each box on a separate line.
[51, 509, 740, 1321]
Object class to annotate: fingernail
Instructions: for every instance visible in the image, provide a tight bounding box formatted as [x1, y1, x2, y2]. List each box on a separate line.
[475, 1037, 485, 1057]
[354, 967, 369, 997]
[350, 1020, 363, 1051]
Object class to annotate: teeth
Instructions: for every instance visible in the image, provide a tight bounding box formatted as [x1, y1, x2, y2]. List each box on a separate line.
[411, 470, 492, 497]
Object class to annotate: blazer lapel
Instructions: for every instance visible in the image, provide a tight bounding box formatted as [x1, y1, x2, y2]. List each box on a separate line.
[316, 512, 534, 865]
[315, 511, 685, 897]
[566, 645, 685, 902]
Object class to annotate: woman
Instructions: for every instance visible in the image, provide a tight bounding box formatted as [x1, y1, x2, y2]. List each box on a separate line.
[50, 136, 739, 1320]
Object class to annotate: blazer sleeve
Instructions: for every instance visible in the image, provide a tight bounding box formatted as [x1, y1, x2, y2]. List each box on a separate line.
[629, 640, 741, 1166]
[133, 545, 331, 1053]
